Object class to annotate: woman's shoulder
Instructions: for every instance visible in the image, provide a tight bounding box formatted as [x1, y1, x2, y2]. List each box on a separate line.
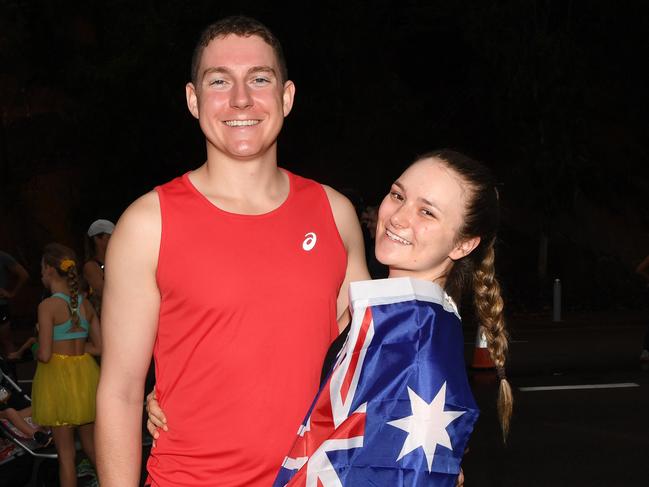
[38, 296, 62, 314]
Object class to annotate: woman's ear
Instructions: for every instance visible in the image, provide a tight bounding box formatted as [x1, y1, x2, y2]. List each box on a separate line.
[449, 236, 481, 261]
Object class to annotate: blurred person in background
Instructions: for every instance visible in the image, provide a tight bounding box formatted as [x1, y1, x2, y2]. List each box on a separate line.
[32, 243, 102, 487]
[0, 250, 29, 358]
[83, 219, 115, 317]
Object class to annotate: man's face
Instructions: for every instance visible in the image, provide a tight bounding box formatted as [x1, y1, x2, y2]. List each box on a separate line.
[186, 34, 295, 160]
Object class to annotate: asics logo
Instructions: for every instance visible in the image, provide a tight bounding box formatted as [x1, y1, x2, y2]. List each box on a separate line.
[302, 232, 317, 251]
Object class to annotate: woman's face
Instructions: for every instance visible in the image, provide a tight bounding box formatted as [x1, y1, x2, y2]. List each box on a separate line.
[94, 233, 111, 247]
[40, 259, 52, 288]
[375, 158, 477, 282]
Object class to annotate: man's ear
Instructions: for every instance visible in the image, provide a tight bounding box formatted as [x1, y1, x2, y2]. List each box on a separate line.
[449, 236, 481, 261]
[282, 80, 296, 117]
[186, 82, 199, 119]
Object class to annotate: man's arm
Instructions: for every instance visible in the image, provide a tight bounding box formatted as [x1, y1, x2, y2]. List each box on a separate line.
[96, 191, 161, 487]
[636, 255, 649, 280]
[0, 259, 29, 299]
[323, 186, 370, 331]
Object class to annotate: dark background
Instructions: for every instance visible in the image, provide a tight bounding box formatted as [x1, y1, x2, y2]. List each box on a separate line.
[2, 0, 649, 317]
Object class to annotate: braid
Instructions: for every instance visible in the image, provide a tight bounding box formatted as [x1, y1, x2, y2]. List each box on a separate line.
[413, 149, 513, 440]
[473, 242, 513, 440]
[43, 243, 83, 331]
[66, 265, 82, 329]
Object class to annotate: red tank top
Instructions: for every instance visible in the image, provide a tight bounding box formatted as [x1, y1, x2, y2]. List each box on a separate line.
[146, 170, 346, 487]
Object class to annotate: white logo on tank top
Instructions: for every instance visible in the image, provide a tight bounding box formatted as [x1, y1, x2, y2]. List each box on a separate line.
[302, 232, 317, 251]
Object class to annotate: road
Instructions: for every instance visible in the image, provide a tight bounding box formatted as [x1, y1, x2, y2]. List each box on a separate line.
[463, 312, 649, 487]
[2, 312, 648, 486]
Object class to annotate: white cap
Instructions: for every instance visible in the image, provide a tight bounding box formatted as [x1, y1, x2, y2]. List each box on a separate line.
[87, 219, 115, 237]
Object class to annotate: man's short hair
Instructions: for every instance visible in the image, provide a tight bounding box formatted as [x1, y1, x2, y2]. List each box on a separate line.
[190, 16, 288, 86]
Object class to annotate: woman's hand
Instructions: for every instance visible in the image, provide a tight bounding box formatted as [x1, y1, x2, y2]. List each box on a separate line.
[145, 389, 167, 446]
[6, 351, 21, 361]
[455, 448, 469, 486]
[456, 467, 464, 487]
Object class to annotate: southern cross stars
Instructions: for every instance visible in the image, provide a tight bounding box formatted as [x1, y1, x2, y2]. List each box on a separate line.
[387, 382, 465, 472]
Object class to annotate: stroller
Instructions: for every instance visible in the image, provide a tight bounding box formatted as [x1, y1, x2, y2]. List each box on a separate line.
[0, 356, 57, 487]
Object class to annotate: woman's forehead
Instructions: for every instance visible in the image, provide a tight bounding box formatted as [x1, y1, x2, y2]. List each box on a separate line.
[398, 159, 468, 204]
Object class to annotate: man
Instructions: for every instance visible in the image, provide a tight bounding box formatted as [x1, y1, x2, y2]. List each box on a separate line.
[96, 16, 368, 487]
[0, 250, 29, 358]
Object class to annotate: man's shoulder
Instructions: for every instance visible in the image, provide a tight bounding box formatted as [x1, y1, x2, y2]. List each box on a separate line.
[284, 168, 319, 190]
[107, 190, 162, 272]
[0, 250, 16, 265]
[0, 251, 17, 275]
[284, 170, 348, 207]
[125, 171, 186, 218]
[126, 190, 161, 219]
[112, 191, 162, 246]
[320, 185, 356, 222]
[305, 182, 360, 250]
[156, 172, 188, 191]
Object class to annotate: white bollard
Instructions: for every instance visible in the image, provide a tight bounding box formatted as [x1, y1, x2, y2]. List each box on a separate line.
[553, 278, 562, 322]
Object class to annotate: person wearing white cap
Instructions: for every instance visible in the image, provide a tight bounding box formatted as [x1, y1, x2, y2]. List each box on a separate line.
[84, 219, 115, 317]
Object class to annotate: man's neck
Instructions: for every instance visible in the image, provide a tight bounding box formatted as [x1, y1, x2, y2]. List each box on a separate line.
[189, 148, 290, 215]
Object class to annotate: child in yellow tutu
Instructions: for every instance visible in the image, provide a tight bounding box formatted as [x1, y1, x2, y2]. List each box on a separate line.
[32, 243, 101, 487]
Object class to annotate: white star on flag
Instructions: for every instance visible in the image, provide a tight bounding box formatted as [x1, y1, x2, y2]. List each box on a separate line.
[387, 382, 465, 472]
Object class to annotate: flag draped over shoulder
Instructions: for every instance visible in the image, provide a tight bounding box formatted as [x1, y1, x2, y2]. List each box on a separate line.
[274, 277, 479, 487]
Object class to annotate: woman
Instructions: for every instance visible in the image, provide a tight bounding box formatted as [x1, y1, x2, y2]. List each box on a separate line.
[83, 219, 115, 317]
[32, 243, 102, 487]
[147, 150, 512, 485]
[374, 149, 511, 432]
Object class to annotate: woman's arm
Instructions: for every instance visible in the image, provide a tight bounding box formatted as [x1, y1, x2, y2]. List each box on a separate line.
[84, 299, 102, 356]
[84, 260, 105, 297]
[6, 336, 37, 360]
[36, 301, 54, 363]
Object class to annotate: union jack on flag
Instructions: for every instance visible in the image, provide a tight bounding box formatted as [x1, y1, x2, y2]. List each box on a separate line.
[274, 277, 479, 487]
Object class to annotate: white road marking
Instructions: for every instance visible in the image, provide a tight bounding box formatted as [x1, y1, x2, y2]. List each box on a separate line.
[519, 383, 640, 392]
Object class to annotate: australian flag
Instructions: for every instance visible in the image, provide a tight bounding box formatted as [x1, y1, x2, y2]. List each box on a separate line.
[274, 277, 479, 487]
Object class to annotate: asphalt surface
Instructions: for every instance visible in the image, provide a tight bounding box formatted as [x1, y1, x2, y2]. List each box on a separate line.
[462, 312, 649, 487]
[2, 311, 648, 486]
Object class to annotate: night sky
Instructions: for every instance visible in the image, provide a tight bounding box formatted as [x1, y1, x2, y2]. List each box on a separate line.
[2, 1, 649, 312]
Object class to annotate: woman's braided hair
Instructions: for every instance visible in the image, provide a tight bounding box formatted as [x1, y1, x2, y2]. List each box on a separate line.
[416, 149, 513, 440]
[43, 243, 83, 331]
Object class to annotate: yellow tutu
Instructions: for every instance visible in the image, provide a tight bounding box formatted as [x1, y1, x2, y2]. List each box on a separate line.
[31, 353, 99, 426]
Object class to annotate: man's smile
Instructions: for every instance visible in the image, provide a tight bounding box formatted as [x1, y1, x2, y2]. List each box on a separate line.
[223, 119, 260, 127]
